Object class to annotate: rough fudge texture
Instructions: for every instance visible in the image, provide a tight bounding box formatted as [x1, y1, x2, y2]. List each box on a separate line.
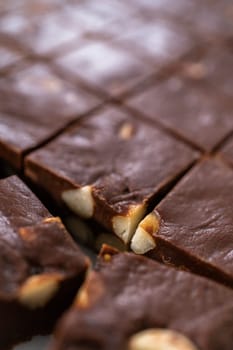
[0, 63, 99, 169]
[127, 74, 233, 151]
[220, 137, 233, 167]
[131, 158, 233, 287]
[0, 176, 89, 349]
[52, 247, 233, 350]
[25, 106, 199, 244]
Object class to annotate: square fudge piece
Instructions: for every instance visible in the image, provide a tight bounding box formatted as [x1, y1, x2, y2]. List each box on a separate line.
[55, 41, 152, 97]
[51, 247, 233, 350]
[0, 175, 89, 349]
[131, 158, 233, 287]
[116, 18, 196, 65]
[0, 5, 77, 55]
[25, 106, 199, 245]
[0, 63, 99, 169]
[127, 74, 233, 151]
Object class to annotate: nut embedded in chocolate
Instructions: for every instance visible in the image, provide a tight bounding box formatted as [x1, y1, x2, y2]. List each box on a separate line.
[18, 273, 62, 309]
[131, 211, 160, 254]
[62, 185, 94, 219]
[128, 329, 198, 350]
[112, 203, 146, 243]
[26, 106, 198, 244]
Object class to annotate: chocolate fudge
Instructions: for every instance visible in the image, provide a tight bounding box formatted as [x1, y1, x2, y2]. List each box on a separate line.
[178, 45, 233, 99]
[0, 63, 99, 169]
[131, 158, 233, 287]
[0, 175, 89, 349]
[54, 40, 152, 98]
[51, 247, 233, 350]
[127, 74, 233, 152]
[25, 106, 199, 245]
[116, 17, 196, 66]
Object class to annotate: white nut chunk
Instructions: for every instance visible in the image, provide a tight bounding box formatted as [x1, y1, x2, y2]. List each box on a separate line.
[18, 273, 62, 309]
[128, 328, 198, 350]
[62, 185, 94, 219]
[131, 211, 159, 254]
[112, 204, 146, 244]
[118, 122, 134, 140]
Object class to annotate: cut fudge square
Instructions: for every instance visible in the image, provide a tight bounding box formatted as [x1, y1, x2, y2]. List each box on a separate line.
[117, 18, 196, 65]
[0, 6, 77, 55]
[17, 11, 85, 56]
[0, 175, 89, 349]
[131, 158, 233, 287]
[0, 63, 99, 169]
[25, 106, 199, 245]
[55, 41, 152, 97]
[127, 75, 233, 151]
[220, 137, 233, 167]
[51, 247, 233, 350]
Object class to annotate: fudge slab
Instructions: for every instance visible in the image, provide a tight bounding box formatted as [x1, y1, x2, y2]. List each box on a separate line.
[131, 158, 233, 287]
[25, 106, 199, 244]
[0, 63, 99, 169]
[52, 247, 233, 350]
[127, 74, 233, 151]
[0, 176, 89, 349]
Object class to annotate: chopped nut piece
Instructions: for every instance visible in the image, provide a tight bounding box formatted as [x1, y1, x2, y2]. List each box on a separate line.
[128, 329, 198, 350]
[103, 253, 112, 262]
[183, 63, 206, 80]
[43, 217, 62, 224]
[112, 204, 146, 244]
[18, 273, 62, 309]
[119, 122, 134, 140]
[131, 212, 159, 254]
[62, 186, 94, 219]
[75, 272, 104, 309]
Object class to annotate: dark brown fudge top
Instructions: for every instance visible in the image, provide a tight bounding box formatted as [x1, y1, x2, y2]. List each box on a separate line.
[25, 106, 199, 244]
[0, 4, 80, 56]
[127, 75, 233, 151]
[220, 137, 233, 167]
[0, 63, 99, 168]
[55, 40, 152, 97]
[178, 46, 233, 99]
[116, 17, 196, 65]
[131, 158, 233, 285]
[52, 248, 233, 350]
[0, 176, 88, 305]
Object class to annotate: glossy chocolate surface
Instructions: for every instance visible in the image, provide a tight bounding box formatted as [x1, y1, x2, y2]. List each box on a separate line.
[127, 75, 233, 151]
[52, 249, 233, 350]
[0, 63, 99, 168]
[26, 106, 198, 233]
[149, 158, 233, 287]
